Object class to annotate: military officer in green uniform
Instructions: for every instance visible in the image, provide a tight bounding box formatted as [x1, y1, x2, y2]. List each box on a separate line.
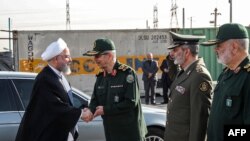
[202, 23, 250, 141]
[82, 38, 147, 141]
[164, 32, 213, 141]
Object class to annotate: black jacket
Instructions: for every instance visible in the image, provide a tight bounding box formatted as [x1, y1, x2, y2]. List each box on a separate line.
[15, 66, 81, 141]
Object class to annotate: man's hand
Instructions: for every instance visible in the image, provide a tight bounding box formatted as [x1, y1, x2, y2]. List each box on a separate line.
[81, 108, 93, 122]
[164, 68, 169, 73]
[148, 73, 152, 78]
[94, 106, 104, 117]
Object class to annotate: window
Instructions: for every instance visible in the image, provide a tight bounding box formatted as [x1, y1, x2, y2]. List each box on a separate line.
[12, 79, 34, 108]
[72, 92, 88, 109]
[0, 79, 17, 111]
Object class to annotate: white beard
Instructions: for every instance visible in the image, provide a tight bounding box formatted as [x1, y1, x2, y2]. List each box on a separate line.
[174, 51, 185, 65]
[62, 65, 71, 75]
[216, 48, 233, 66]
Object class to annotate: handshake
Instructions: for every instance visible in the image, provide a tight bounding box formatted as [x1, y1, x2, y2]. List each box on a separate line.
[80, 106, 104, 122]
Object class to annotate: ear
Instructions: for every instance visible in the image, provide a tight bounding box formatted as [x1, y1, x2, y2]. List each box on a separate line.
[231, 41, 239, 55]
[184, 48, 190, 56]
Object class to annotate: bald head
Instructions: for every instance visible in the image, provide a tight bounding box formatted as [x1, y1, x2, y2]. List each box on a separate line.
[146, 52, 153, 60]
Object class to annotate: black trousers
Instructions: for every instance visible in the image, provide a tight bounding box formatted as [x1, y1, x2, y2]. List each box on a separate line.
[162, 79, 169, 103]
[143, 80, 156, 104]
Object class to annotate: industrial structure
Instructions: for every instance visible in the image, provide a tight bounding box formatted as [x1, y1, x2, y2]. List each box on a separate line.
[153, 5, 158, 29]
[170, 0, 179, 29]
[66, 0, 71, 30]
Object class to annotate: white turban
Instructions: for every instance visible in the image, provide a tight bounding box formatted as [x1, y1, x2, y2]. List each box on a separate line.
[41, 38, 68, 61]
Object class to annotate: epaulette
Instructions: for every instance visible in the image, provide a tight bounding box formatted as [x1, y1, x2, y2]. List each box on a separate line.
[196, 65, 203, 73]
[118, 64, 130, 71]
[243, 63, 250, 72]
[96, 69, 104, 76]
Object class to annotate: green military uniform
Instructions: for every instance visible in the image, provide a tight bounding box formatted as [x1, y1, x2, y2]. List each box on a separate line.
[201, 23, 250, 141]
[83, 38, 147, 141]
[165, 58, 212, 141]
[207, 57, 250, 141]
[164, 32, 212, 141]
[89, 61, 147, 141]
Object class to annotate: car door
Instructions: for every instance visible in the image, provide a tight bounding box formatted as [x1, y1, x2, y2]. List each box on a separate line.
[12, 78, 105, 141]
[0, 79, 22, 141]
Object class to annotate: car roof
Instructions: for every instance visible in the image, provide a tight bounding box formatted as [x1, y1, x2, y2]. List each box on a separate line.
[0, 71, 37, 78]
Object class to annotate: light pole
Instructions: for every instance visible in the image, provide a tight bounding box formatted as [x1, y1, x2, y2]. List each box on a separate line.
[229, 0, 232, 23]
[211, 8, 221, 28]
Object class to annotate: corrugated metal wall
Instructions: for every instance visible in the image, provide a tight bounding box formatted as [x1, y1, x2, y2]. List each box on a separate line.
[178, 26, 250, 81]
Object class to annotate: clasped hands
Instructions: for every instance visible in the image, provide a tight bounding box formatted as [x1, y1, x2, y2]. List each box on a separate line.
[81, 106, 104, 122]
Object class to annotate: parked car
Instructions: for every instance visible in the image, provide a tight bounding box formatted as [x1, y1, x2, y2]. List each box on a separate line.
[0, 71, 166, 141]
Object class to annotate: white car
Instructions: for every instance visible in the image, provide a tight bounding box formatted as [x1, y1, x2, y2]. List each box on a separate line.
[0, 71, 166, 141]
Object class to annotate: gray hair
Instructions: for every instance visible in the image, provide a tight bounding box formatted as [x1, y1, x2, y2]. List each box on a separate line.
[104, 50, 116, 62]
[182, 44, 199, 56]
[235, 38, 249, 53]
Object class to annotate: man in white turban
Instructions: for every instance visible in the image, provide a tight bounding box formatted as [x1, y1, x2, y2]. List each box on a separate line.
[41, 38, 71, 75]
[16, 38, 92, 141]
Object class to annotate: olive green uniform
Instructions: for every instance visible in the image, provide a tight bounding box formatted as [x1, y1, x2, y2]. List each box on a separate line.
[89, 61, 147, 141]
[164, 58, 212, 141]
[207, 56, 250, 141]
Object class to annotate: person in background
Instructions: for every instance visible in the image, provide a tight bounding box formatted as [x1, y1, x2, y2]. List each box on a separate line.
[82, 38, 147, 141]
[164, 31, 213, 141]
[160, 55, 171, 104]
[201, 23, 250, 141]
[142, 52, 159, 105]
[166, 52, 180, 85]
[15, 38, 91, 141]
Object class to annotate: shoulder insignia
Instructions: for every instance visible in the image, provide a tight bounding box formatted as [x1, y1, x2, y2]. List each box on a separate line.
[196, 65, 203, 73]
[199, 82, 209, 92]
[243, 63, 250, 72]
[118, 64, 129, 71]
[126, 74, 134, 83]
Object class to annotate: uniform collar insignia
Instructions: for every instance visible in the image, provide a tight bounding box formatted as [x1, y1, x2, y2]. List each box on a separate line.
[111, 69, 117, 76]
[186, 70, 191, 75]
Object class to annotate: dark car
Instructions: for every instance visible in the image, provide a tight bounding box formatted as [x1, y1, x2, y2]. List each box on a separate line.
[0, 71, 166, 141]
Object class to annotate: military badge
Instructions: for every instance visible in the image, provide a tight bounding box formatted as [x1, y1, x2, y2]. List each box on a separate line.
[114, 95, 119, 102]
[199, 82, 209, 92]
[226, 97, 232, 107]
[175, 85, 185, 94]
[126, 74, 134, 83]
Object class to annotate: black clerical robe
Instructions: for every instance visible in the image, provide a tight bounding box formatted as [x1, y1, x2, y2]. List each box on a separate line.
[15, 66, 81, 141]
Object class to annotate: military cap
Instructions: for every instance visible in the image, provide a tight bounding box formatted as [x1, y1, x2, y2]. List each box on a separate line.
[83, 38, 115, 56]
[41, 38, 68, 61]
[168, 31, 205, 49]
[201, 23, 249, 46]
